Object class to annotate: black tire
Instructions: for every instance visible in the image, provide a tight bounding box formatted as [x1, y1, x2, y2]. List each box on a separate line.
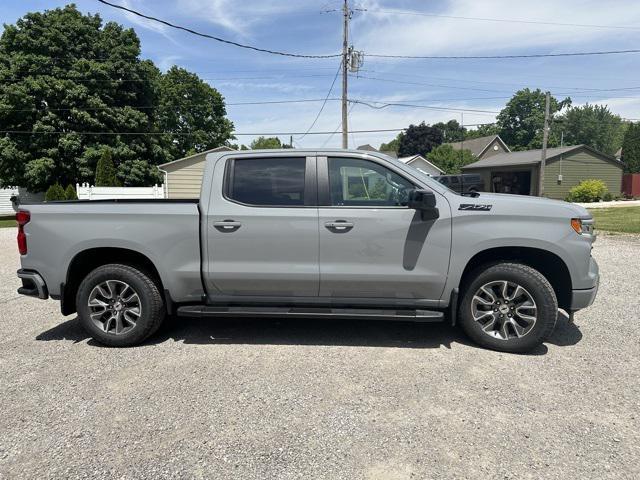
[458, 262, 557, 353]
[76, 264, 165, 347]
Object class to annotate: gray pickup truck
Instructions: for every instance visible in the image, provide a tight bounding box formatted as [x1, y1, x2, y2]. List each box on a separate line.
[16, 149, 599, 352]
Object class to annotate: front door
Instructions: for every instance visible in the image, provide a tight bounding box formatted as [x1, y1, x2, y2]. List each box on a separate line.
[203, 154, 319, 297]
[317, 155, 451, 301]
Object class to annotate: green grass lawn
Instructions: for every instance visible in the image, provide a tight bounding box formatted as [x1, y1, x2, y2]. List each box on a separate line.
[589, 206, 640, 234]
[0, 217, 16, 228]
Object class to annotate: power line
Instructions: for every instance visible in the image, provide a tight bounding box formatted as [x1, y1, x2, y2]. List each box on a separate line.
[0, 127, 409, 136]
[296, 61, 343, 141]
[97, 0, 340, 59]
[362, 8, 640, 31]
[0, 73, 338, 84]
[0, 98, 342, 113]
[366, 48, 640, 60]
[350, 99, 499, 115]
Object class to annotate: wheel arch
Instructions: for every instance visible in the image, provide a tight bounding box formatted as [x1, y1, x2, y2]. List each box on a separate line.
[459, 246, 572, 311]
[62, 247, 165, 316]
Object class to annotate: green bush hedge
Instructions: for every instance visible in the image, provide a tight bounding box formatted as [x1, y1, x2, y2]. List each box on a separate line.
[566, 179, 608, 203]
[64, 184, 78, 200]
[44, 183, 66, 201]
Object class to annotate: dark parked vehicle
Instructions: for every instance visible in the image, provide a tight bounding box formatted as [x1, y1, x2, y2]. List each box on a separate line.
[434, 174, 484, 194]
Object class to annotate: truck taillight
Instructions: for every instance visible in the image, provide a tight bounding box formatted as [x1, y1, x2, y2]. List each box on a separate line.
[16, 210, 30, 255]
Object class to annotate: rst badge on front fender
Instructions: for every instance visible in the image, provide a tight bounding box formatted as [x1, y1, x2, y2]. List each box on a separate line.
[459, 204, 492, 211]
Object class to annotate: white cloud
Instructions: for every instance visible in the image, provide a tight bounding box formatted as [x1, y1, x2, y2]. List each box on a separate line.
[216, 81, 316, 93]
[120, 0, 168, 34]
[176, 0, 321, 36]
[157, 55, 182, 72]
[352, 0, 640, 57]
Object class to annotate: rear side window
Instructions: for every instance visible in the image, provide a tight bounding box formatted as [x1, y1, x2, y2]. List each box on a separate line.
[227, 157, 306, 206]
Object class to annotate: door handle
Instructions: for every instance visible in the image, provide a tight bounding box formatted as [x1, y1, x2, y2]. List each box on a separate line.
[213, 220, 242, 232]
[324, 220, 354, 232]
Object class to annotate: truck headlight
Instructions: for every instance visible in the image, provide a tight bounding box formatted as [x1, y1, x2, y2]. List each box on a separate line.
[571, 218, 594, 235]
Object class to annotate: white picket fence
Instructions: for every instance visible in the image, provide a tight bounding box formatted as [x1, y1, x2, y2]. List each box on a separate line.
[76, 183, 166, 200]
[0, 187, 19, 215]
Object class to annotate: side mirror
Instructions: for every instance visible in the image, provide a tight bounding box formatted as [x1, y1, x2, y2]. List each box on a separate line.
[408, 189, 439, 221]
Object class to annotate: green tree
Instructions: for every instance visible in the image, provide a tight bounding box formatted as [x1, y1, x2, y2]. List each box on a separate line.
[379, 133, 403, 153]
[558, 104, 625, 155]
[465, 123, 500, 140]
[250, 136, 288, 149]
[155, 66, 234, 159]
[0, 5, 233, 191]
[95, 150, 119, 186]
[397, 122, 443, 157]
[64, 184, 78, 200]
[45, 183, 66, 201]
[432, 120, 466, 142]
[497, 89, 571, 150]
[621, 122, 640, 173]
[426, 144, 476, 174]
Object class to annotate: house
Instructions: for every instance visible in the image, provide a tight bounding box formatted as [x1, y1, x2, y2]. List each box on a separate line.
[159, 146, 235, 199]
[356, 145, 442, 175]
[462, 144, 624, 199]
[397, 155, 444, 176]
[356, 144, 398, 158]
[445, 134, 510, 159]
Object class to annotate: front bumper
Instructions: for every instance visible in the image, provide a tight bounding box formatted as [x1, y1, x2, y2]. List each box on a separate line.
[571, 258, 600, 312]
[17, 269, 49, 300]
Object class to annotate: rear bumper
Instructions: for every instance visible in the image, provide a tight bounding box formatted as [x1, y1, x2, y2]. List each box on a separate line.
[17, 269, 49, 300]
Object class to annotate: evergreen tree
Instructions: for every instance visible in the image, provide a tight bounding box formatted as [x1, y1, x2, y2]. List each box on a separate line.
[95, 150, 119, 186]
[622, 122, 640, 173]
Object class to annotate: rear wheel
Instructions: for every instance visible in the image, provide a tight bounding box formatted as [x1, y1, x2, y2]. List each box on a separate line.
[76, 264, 165, 347]
[459, 262, 557, 353]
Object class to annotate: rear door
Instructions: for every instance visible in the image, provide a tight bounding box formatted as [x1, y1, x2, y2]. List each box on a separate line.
[317, 155, 451, 301]
[203, 154, 319, 297]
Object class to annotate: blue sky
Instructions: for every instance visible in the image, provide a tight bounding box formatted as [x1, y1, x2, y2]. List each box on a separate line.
[2, 0, 640, 149]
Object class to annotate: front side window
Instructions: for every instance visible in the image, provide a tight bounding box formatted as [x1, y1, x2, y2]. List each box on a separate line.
[328, 157, 414, 207]
[228, 157, 306, 206]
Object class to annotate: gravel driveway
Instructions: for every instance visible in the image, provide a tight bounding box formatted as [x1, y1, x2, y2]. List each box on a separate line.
[1, 227, 638, 479]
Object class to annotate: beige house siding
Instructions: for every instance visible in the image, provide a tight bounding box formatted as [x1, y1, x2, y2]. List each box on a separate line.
[544, 150, 623, 199]
[164, 153, 207, 199]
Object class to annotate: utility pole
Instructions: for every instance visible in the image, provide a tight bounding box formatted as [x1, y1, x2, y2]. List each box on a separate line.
[538, 91, 551, 196]
[341, 0, 349, 149]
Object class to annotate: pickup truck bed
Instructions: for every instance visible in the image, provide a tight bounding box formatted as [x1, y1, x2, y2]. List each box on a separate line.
[19, 199, 204, 311]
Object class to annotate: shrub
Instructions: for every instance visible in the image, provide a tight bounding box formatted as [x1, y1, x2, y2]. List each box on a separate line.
[602, 192, 613, 202]
[64, 184, 78, 200]
[45, 183, 66, 202]
[566, 179, 608, 203]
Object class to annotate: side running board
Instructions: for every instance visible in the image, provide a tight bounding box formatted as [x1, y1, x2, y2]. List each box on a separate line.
[176, 305, 444, 322]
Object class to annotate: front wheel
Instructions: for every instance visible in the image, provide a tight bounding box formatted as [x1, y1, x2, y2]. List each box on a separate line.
[458, 262, 558, 353]
[76, 264, 165, 347]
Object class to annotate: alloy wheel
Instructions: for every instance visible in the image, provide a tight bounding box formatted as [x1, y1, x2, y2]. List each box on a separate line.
[470, 280, 537, 340]
[88, 280, 141, 335]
